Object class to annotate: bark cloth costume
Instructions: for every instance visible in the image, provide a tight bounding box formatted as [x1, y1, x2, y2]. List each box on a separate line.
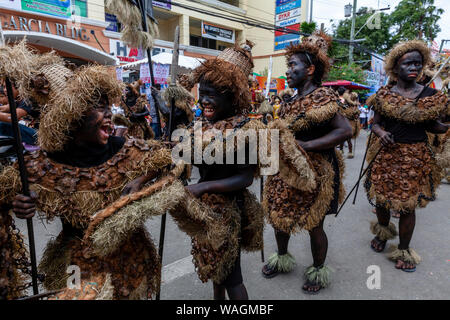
[262, 32, 348, 291]
[364, 40, 448, 269]
[169, 41, 266, 293]
[0, 42, 193, 300]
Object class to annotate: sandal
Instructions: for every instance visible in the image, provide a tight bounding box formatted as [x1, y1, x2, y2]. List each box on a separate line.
[302, 280, 323, 295]
[261, 264, 280, 279]
[370, 236, 387, 253]
[262, 252, 296, 279]
[395, 259, 416, 273]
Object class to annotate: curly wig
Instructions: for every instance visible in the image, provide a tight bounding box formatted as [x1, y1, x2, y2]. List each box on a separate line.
[384, 40, 431, 81]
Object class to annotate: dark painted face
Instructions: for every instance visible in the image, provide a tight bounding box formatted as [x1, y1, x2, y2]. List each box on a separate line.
[286, 54, 313, 89]
[199, 80, 233, 122]
[282, 94, 291, 103]
[394, 51, 423, 82]
[74, 96, 112, 146]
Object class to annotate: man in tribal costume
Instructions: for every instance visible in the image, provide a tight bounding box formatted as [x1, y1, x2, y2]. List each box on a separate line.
[112, 80, 155, 140]
[261, 32, 353, 294]
[1, 57, 189, 299]
[169, 41, 266, 300]
[337, 88, 361, 159]
[365, 40, 448, 272]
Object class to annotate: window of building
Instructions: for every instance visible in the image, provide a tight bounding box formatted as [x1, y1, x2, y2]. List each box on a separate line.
[190, 35, 217, 50]
[72, 0, 88, 17]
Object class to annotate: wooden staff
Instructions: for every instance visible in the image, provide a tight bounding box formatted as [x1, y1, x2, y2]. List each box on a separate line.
[155, 25, 180, 301]
[4, 77, 39, 295]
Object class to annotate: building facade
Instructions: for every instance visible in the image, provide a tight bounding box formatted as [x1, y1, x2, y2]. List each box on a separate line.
[0, 0, 310, 80]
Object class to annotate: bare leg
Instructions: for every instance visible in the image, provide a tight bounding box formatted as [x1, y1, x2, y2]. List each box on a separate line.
[261, 230, 290, 277]
[226, 283, 249, 300]
[303, 219, 328, 293]
[275, 230, 290, 255]
[395, 210, 416, 270]
[213, 283, 226, 300]
[371, 206, 391, 252]
[347, 139, 353, 154]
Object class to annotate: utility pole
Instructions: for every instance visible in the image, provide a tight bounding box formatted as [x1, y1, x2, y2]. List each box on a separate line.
[349, 0, 357, 65]
[310, 0, 313, 23]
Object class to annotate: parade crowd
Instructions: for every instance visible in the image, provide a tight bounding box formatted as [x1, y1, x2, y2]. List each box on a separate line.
[0, 32, 449, 300]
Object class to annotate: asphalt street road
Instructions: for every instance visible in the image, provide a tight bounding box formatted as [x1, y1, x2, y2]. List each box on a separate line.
[16, 130, 450, 300]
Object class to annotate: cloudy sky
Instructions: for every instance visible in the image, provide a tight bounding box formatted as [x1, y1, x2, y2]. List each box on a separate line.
[311, 0, 450, 50]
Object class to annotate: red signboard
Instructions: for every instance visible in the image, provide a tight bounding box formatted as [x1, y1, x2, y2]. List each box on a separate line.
[275, 24, 300, 37]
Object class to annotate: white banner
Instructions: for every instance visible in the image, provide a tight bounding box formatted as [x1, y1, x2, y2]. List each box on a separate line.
[275, 8, 301, 22]
[276, 16, 301, 27]
[201, 21, 235, 44]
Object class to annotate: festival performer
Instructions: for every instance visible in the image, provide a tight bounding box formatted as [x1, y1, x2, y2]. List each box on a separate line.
[337, 88, 361, 159]
[159, 82, 195, 134]
[250, 79, 265, 113]
[170, 41, 266, 300]
[113, 80, 155, 140]
[0, 61, 189, 299]
[261, 32, 352, 294]
[364, 40, 448, 272]
[0, 41, 74, 299]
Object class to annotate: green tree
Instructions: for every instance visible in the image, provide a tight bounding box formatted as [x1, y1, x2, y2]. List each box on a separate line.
[326, 63, 367, 84]
[330, 7, 392, 64]
[300, 22, 317, 35]
[390, 0, 443, 43]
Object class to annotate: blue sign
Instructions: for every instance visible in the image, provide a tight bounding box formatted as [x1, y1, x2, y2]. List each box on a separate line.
[105, 13, 118, 32]
[274, 33, 300, 51]
[276, 0, 294, 5]
[276, 0, 301, 14]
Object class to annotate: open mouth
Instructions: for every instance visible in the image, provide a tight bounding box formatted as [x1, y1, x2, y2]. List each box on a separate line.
[203, 106, 215, 118]
[99, 121, 112, 140]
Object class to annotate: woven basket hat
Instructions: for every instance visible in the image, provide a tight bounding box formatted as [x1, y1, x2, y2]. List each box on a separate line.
[217, 40, 254, 78]
[30, 63, 74, 106]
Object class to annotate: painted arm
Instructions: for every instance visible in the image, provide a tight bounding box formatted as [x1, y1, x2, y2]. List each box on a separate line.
[296, 113, 353, 152]
[371, 111, 395, 146]
[186, 165, 256, 198]
[425, 120, 449, 134]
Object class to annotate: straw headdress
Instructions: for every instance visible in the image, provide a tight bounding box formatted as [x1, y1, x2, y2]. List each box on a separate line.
[384, 40, 431, 81]
[0, 39, 71, 105]
[38, 65, 124, 152]
[187, 40, 255, 114]
[285, 31, 333, 80]
[105, 0, 159, 50]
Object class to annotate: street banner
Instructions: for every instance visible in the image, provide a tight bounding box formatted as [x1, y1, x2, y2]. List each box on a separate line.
[201, 21, 235, 44]
[256, 76, 286, 94]
[276, 0, 301, 14]
[274, 33, 300, 51]
[150, 63, 170, 85]
[275, 23, 300, 37]
[275, 8, 301, 22]
[21, 0, 72, 18]
[116, 68, 123, 82]
[276, 16, 301, 27]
